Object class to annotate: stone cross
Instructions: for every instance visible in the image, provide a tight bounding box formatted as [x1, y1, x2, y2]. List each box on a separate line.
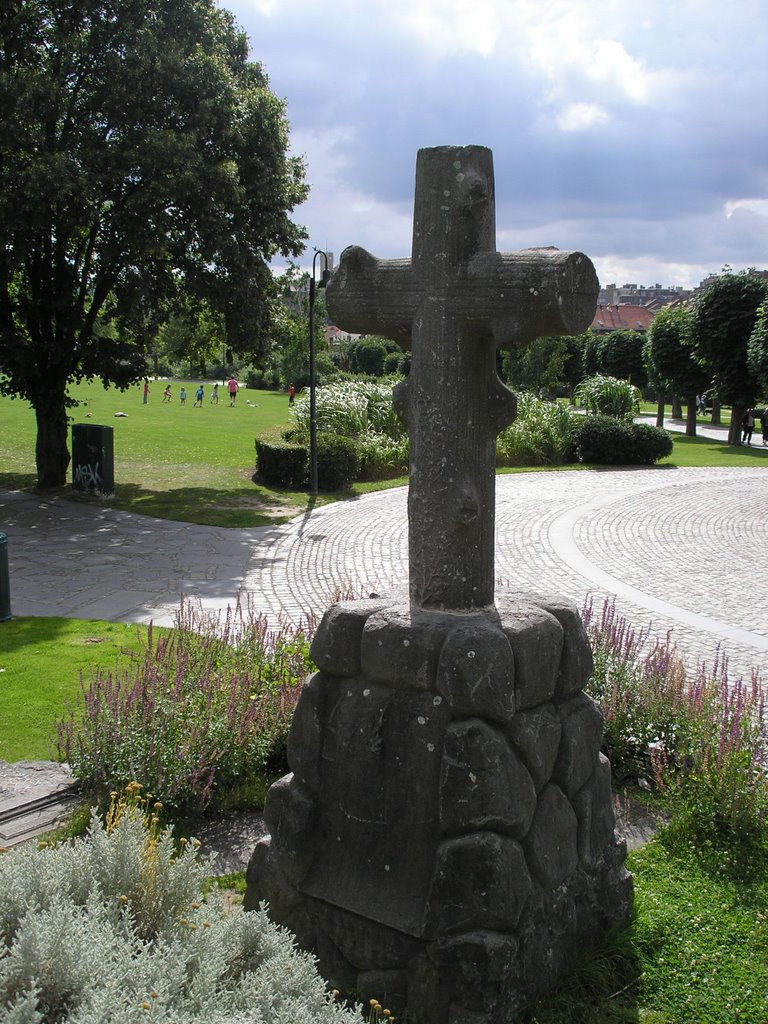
[326, 145, 598, 610]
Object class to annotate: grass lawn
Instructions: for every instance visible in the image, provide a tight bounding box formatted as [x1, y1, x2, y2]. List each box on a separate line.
[531, 830, 768, 1023]
[0, 378, 313, 527]
[0, 616, 152, 762]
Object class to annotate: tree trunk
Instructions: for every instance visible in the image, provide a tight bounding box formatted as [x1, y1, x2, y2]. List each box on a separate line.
[33, 391, 71, 488]
[671, 396, 682, 418]
[729, 403, 745, 446]
[711, 399, 721, 425]
[685, 394, 698, 436]
[655, 391, 665, 427]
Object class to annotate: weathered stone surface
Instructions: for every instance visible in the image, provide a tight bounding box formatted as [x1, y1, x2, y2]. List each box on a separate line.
[504, 703, 562, 793]
[522, 784, 578, 888]
[356, 969, 409, 1014]
[310, 599, 387, 676]
[307, 896, 423, 972]
[499, 602, 563, 710]
[407, 951, 452, 1024]
[300, 681, 450, 936]
[360, 601, 457, 690]
[503, 591, 594, 698]
[431, 930, 518, 1013]
[424, 832, 532, 936]
[553, 693, 603, 796]
[440, 719, 536, 838]
[262, 774, 317, 886]
[572, 753, 616, 867]
[436, 618, 515, 723]
[287, 672, 336, 792]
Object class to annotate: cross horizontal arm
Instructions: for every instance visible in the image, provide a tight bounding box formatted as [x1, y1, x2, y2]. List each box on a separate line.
[465, 249, 599, 347]
[326, 245, 418, 348]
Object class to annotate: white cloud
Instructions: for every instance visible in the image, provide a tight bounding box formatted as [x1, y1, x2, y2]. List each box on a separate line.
[725, 199, 768, 219]
[556, 102, 610, 132]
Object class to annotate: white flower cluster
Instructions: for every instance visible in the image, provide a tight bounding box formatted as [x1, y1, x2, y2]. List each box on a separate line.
[0, 809, 360, 1024]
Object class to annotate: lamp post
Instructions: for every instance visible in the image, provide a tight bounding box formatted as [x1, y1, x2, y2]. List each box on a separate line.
[309, 249, 331, 496]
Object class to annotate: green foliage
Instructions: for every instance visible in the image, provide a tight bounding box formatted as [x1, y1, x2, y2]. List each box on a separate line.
[688, 269, 768, 409]
[317, 434, 360, 490]
[572, 415, 672, 465]
[501, 335, 583, 396]
[644, 304, 709, 400]
[496, 392, 575, 466]
[597, 329, 649, 388]
[55, 598, 314, 815]
[0, 0, 307, 486]
[347, 336, 401, 376]
[747, 298, 768, 397]
[0, 791, 363, 1024]
[575, 373, 642, 420]
[255, 428, 307, 489]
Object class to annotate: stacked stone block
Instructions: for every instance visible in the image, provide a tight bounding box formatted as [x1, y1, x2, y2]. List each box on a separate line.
[245, 591, 632, 1023]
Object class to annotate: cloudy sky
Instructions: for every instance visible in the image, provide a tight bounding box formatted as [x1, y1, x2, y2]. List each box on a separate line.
[226, 0, 768, 291]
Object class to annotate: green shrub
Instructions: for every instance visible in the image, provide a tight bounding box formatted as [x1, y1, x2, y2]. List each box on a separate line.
[56, 598, 314, 815]
[0, 791, 363, 1024]
[583, 597, 768, 839]
[495, 392, 575, 466]
[572, 414, 671, 465]
[575, 373, 642, 419]
[317, 433, 360, 490]
[255, 428, 307, 488]
[356, 431, 409, 480]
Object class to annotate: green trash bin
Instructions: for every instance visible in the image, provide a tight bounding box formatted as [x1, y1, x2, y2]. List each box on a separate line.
[0, 532, 10, 622]
[72, 423, 115, 495]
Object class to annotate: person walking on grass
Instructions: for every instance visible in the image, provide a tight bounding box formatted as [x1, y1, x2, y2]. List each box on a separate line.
[227, 377, 239, 406]
[211, 383, 219, 404]
[288, 383, 296, 405]
[143, 379, 150, 404]
[180, 387, 187, 405]
[194, 384, 204, 407]
[162, 384, 172, 403]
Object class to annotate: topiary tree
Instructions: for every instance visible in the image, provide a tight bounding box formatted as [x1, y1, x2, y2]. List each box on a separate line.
[644, 304, 710, 436]
[688, 269, 768, 444]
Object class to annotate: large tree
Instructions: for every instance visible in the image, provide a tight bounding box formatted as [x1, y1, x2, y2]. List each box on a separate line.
[0, 0, 307, 485]
[688, 270, 768, 445]
[644, 304, 710, 435]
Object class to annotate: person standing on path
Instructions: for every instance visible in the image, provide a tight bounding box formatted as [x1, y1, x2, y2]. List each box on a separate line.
[143, 380, 150, 404]
[742, 409, 755, 445]
[761, 408, 768, 446]
[227, 377, 239, 406]
[194, 384, 204, 407]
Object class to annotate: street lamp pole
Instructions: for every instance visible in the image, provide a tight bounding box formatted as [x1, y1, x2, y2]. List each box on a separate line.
[309, 249, 331, 497]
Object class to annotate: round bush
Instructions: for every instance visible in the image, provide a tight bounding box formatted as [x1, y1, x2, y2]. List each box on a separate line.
[573, 415, 672, 465]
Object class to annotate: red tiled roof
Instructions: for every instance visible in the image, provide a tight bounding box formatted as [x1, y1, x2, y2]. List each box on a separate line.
[591, 304, 655, 332]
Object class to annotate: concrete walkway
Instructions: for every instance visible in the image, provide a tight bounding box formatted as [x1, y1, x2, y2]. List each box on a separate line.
[2, 418, 767, 683]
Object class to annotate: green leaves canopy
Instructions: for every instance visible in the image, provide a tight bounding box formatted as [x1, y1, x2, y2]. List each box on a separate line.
[0, 0, 308, 484]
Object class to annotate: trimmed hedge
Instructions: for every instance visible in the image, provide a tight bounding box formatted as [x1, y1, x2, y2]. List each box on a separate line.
[317, 433, 359, 490]
[255, 428, 307, 488]
[573, 414, 673, 465]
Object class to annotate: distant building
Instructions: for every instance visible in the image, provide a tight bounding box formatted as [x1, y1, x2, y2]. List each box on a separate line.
[590, 304, 656, 333]
[599, 282, 691, 307]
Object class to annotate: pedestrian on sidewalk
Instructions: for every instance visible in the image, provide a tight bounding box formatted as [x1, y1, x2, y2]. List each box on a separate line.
[760, 408, 768, 446]
[742, 409, 755, 445]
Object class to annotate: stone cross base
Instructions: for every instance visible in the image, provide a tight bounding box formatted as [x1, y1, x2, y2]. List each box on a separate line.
[244, 593, 633, 1023]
